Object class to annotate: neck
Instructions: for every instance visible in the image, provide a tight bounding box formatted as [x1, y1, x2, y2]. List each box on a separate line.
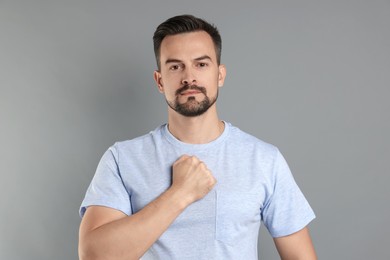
[167, 106, 224, 144]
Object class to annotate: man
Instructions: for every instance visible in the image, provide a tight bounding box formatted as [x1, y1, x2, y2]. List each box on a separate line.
[79, 15, 316, 260]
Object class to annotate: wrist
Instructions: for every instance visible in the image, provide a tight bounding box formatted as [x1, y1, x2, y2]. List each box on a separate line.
[164, 186, 193, 211]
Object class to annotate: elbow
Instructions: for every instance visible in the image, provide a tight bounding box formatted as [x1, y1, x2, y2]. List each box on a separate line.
[78, 239, 100, 260]
[78, 240, 140, 260]
[78, 247, 91, 260]
[79, 248, 104, 260]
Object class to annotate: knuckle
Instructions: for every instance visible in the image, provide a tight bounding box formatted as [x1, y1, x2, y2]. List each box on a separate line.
[191, 156, 198, 162]
[198, 162, 205, 169]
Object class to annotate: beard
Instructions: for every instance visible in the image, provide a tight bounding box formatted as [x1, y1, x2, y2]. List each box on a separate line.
[166, 84, 218, 117]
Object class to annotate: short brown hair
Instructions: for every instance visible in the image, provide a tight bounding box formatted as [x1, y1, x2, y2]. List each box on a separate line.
[153, 14, 222, 70]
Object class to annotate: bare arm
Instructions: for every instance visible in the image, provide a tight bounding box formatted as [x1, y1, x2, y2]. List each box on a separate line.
[79, 155, 216, 260]
[79, 189, 186, 260]
[273, 227, 317, 260]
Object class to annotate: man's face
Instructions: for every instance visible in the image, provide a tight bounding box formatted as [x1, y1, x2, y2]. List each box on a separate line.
[154, 31, 226, 117]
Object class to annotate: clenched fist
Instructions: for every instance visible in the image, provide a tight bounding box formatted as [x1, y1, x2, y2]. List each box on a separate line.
[170, 155, 217, 205]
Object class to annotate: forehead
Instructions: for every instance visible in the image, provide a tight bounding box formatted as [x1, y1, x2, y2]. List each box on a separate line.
[160, 31, 217, 62]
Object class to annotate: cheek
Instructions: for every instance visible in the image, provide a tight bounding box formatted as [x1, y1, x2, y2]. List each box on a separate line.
[205, 74, 220, 89]
[163, 75, 182, 89]
[163, 86, 180, 99]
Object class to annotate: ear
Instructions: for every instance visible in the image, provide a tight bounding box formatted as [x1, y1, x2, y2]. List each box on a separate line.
[218, 64, 226, 87]
[153, 70, 164, 93]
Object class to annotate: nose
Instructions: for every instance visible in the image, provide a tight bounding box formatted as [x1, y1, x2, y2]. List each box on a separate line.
[181, 68, 196, 85]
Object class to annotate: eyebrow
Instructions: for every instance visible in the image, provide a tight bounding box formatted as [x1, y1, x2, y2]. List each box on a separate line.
[164, 55, 213, 65]
[194, 55, 212, 62]
[165, 58, 182, 64]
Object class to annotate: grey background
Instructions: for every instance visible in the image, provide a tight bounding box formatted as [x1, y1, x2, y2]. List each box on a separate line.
[1, 1, 389, 259]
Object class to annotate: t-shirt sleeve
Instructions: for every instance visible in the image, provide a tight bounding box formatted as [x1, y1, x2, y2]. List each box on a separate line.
[79, 144, 132, 217]
[261, 149, 315, 238]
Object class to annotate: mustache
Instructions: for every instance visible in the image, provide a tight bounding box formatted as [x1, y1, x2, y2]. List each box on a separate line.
[175, 84, 207, 96]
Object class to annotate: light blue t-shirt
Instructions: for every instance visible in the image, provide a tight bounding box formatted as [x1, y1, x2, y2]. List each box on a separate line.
[80, 122, 315, 259]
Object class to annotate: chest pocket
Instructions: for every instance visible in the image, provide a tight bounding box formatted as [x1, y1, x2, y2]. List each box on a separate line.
[216, 191, 261, 245]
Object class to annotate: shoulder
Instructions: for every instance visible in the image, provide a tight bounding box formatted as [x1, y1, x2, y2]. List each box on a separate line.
[224, 122, 284, 173]
[107, 125, 166, 158]
[226, 122, 279, 155]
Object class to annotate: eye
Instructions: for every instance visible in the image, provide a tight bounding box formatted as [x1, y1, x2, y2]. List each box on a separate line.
[197, 62, 208, 68]
[169, 64, 182, 71]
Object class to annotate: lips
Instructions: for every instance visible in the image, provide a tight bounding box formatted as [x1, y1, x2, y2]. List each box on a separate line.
[176, 84, 207, 96]
[181, 90, 202, 96]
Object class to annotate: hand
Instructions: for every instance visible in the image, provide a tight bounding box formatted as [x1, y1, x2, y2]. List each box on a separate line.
[170, 155, 217, 205]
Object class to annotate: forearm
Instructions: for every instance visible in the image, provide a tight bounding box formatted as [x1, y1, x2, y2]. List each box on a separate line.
[79, 188, 189, 260]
